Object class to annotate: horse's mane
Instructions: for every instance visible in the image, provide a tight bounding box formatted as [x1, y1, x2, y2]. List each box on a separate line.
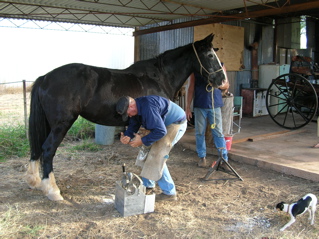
[156, 42, 192, 60]
[154, 38, 211, 71]
[121, 37, 210, 77]
[123, 42, 193, 74]
[154, 42, 193, 71]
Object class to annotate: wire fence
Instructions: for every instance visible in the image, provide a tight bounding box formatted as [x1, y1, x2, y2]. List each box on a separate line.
[0, 80, 34, 137]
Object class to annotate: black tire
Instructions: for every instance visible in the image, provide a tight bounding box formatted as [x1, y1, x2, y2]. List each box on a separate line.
[266, 73, 318, 129]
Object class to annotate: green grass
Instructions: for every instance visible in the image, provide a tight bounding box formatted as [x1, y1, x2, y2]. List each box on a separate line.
[67, 116, 95, 140]
[0, 124, 29, 161]
[71, 139, 103, 151]
[0, 117, 96, 161]
[0, 204, 45, 238]
[67, 117, 101, 151]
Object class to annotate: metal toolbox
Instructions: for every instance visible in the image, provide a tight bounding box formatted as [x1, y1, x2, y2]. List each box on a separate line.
[115, 170, 155, 217]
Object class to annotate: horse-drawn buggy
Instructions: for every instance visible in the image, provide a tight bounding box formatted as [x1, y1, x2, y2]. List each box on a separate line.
[265, 55, 319, 129]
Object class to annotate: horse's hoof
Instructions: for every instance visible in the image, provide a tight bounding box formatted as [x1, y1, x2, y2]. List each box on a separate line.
[25, 175, 42, 189]
[47, 193, 64, 201]
[25, 161, 42, 189]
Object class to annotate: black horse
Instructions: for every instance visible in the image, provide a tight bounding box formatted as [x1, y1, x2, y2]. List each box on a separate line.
[26, 34, 226, 200]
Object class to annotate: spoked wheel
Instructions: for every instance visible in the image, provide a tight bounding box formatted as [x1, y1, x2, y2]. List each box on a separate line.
[266, 73, 318, 129]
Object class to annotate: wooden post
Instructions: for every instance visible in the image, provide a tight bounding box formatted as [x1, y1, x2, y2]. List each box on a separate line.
[222, 96, 234, 136]
[205, 95, 234, 145]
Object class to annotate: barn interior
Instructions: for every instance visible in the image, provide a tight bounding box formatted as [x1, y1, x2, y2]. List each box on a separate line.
[1, 0, 319, 181]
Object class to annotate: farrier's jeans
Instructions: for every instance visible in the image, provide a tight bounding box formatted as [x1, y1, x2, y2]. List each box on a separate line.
[142, 121, 187, 195]
[194, 107, 228, 161]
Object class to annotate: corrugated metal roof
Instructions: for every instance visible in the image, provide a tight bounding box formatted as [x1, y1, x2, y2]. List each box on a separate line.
[0, 0, 318, 35]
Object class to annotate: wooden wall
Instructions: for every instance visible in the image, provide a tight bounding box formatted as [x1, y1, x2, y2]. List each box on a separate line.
[194, 24, 244, 71]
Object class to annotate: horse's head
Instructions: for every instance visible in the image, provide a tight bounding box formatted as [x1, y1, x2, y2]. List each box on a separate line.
[192, 34, 226, 88]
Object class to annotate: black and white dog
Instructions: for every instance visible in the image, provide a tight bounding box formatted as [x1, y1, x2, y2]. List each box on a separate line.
[275, 193, 317, 231]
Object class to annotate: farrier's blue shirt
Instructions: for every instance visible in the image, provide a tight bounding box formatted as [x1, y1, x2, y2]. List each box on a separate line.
[124, 95, 186, 146]
[193, 72, 224, 108]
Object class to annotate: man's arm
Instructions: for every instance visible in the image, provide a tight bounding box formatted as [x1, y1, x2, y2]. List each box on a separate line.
[186, 73, 195, 121]
[140, 109, 167, 146]
[219, 65, 230, 95]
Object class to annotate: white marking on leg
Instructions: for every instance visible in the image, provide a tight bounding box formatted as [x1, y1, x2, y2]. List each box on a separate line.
[41, 172, 64, 201]
[308, 208, 312, 222]
[310, 206, 316, 225]
[25, 160, 41, 189]
[280, 217, 295, 231]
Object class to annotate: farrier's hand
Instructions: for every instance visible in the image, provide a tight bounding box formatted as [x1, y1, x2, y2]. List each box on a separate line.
[120, 132, 131, 144]
[129, 133, 143, 147]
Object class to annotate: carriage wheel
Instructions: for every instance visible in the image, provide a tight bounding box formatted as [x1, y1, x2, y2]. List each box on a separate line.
[266, 73, 318, 129]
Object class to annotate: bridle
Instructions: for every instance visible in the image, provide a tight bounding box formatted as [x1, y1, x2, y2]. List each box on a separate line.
[192, 43, 223, 81]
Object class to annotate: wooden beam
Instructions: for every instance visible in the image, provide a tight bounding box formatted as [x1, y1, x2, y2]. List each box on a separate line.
[133, 1, 319, 36]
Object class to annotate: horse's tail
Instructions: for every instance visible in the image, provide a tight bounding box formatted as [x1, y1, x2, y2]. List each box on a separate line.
[29, 76, 50, 161]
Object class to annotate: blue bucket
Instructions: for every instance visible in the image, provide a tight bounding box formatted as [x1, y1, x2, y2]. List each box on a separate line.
[95, 125, 116, 145]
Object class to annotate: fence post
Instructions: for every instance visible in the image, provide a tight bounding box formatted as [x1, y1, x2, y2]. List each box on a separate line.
[23, 80, 28, 139]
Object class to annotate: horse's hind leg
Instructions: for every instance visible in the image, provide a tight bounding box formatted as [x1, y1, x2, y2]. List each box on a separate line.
[25, 160, 42, 189]
[26, 140, 64, 200]
[41, 123, 74, 201]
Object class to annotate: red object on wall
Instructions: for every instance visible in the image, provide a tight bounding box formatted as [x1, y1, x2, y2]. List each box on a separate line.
[241, 88, 255, 116]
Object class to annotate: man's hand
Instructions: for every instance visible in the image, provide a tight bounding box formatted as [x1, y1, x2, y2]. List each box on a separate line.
[129, 133, 143, 147]
[120, 132, 131, 144]
[185, 107, 193, 121]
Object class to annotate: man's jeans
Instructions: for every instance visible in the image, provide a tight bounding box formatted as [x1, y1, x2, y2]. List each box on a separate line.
[142, 121, 187, 195]
[194, 107, 228, 161]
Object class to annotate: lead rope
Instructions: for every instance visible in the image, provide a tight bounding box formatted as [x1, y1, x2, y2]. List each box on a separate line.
[192, 42, 222, 129]
[206, 83, 216, 129]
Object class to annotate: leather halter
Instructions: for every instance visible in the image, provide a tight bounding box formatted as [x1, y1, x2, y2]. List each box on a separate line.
[192, 43, 223, 79]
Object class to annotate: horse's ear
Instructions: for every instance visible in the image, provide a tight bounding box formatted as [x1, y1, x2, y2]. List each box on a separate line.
[204, 33, 214, 44]
[214, 48, 219, 52]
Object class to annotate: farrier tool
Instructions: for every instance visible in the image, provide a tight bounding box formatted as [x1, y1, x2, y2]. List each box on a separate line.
[202, 147, 243, 181]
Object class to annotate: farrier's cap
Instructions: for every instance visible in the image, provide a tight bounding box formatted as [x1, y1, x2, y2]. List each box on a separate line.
[116, 96, 130, 121]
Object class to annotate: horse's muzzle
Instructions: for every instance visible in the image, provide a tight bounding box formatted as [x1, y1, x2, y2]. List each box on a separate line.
[208, 78, 225, 88]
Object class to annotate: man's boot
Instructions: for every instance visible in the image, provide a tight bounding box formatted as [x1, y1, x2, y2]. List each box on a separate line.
[197, 157, 207, 168]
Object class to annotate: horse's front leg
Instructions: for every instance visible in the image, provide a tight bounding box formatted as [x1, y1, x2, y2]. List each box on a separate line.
[41, 171, 63, 201]
[41, 155, 64, 201]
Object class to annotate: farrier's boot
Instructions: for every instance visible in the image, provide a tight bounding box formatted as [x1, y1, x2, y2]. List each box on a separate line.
[197, 157, 207, 168]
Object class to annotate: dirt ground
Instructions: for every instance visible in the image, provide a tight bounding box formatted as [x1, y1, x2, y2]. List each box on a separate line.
[0, 139, 319, 239]
[1, 92, 319, 238]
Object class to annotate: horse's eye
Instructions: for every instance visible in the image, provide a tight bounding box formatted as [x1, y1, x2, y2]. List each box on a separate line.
[208, 54, 213, 58]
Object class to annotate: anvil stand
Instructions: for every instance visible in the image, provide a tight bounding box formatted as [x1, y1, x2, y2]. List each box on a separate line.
[202, 147, 243, 181]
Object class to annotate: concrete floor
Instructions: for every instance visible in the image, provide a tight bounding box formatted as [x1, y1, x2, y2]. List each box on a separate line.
[179, 115, 319, 182]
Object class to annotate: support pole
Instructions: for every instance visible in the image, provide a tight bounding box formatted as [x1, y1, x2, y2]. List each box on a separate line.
[23, 80, 28, 139]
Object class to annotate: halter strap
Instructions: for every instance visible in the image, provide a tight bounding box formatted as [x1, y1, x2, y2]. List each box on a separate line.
[192, 43, 223, 79]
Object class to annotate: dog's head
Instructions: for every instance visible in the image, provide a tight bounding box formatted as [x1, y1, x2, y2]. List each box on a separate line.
[275, 202, 285, 211]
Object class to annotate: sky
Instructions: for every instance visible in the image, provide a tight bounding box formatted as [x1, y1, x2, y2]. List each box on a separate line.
[0, 25, 135, 86]
[0, 19, 307, 87]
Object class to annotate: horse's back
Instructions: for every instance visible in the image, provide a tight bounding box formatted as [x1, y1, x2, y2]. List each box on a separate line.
[44, 63, 107, 84]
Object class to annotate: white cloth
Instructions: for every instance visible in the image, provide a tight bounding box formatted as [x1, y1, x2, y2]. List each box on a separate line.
[135, 123, 183, 181]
